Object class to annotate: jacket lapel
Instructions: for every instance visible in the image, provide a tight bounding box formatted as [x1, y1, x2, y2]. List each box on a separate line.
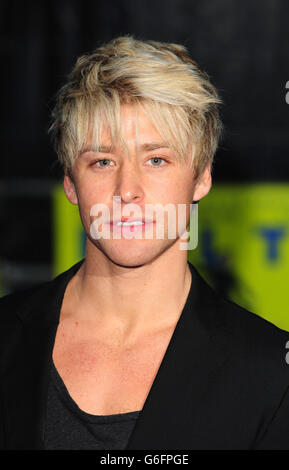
[126, 263, 228, 450]
[1, 261, 84, 449]
[2, 323, 58, 449]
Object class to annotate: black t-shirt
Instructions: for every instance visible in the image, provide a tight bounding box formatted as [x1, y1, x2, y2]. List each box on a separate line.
[44, 362, 141, 450]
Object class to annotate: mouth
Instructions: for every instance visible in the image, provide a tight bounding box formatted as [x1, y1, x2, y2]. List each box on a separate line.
[108, 218, 155, 234]
[111, 217, 154, 225]
[114, 221, 146, 227]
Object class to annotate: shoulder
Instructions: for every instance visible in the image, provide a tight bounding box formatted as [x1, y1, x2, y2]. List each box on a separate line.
[0, 284, 43, 325]
[220, 291, 289, 390]
[190, 261, 288, 339]
[189, 262, 289, 372]
[0, 259, 84, 327]
[217, 290, 289, 352]
[0, 260, 84, 370]
[217, 288, 288, 339]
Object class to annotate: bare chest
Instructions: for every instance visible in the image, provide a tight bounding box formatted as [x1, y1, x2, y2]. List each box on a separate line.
[52, 324, 173, 415]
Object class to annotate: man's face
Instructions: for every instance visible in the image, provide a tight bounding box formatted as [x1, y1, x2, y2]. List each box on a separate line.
[64, 104, 211, 267]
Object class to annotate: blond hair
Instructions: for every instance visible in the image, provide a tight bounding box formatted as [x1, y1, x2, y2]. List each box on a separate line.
[49, 36, 222, 181]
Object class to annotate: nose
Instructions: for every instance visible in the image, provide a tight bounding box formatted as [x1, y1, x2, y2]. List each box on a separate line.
[115, 162, 145, 204]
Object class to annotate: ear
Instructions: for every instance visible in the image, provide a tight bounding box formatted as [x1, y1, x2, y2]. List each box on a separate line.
[193, 164, 212, 202]
[63, 174, 78, 205]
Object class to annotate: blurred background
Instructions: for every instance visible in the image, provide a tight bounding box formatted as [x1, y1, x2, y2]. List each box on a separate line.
[1, 0, 289, 329]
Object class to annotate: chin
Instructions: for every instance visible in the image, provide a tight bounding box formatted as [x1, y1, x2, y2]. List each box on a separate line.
[97, 239, 172, 269]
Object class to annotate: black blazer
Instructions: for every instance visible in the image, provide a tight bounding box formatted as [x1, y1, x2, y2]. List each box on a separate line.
[1, 259, 289, 450]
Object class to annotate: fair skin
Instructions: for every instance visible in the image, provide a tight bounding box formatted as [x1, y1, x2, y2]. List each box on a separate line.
[52, 104, 212, 415]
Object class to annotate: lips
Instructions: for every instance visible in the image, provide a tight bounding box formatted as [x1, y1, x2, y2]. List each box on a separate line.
[106, 217, 155, 234]
[110, 217, 154, 225]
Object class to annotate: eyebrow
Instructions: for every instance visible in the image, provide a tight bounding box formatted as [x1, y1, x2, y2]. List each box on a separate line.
[79, 142, 170, 155]
[138, 142, 170, 152]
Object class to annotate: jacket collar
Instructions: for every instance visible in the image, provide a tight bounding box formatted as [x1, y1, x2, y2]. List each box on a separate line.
[15, 259, 85, 326]
[2, 259, 228, 449]
[126, 261, 228, 449]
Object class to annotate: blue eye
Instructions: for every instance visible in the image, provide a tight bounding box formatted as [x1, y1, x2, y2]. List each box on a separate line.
[94, 159, 113, 167]
[148, 157, 166, 167]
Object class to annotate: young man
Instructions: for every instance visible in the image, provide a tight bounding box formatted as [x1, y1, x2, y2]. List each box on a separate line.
[1, 36, 289, 450]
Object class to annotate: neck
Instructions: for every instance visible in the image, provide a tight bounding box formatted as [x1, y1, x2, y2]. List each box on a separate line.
[62, 239, 192, 341]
